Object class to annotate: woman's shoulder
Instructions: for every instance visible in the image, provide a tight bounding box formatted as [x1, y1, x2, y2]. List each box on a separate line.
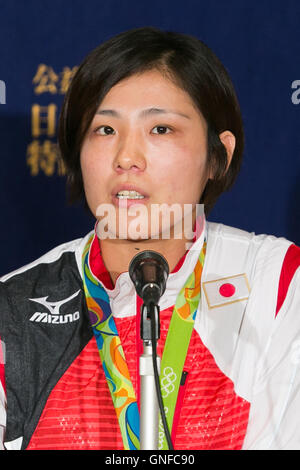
[205, 220, 299, 288]
[0, 230, 94, 299]
[207, 220, 295, 245]
[206, 220, 297, 260]
[0, 230, 94, 337]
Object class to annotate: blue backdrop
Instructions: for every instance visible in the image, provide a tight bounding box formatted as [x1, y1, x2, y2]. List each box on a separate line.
[0, 0, 299, 276]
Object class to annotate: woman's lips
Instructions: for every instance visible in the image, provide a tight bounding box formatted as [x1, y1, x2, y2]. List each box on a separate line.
[111, 183, 150, 208]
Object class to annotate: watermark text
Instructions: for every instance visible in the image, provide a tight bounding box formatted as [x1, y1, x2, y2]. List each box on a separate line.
[0, 80, 6, 104]
[291, 80, 300, 105]
[95, 202, 204, 250]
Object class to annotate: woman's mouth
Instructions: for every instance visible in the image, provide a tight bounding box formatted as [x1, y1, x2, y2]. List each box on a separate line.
[111, 185, 149, 208]
[116, 190, 145, 200]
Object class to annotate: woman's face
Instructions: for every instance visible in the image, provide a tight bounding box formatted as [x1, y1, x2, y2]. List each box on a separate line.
[80, 69, 210, 240]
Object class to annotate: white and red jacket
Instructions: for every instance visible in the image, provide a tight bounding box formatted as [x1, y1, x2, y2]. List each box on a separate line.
[0, 220, 300, 450]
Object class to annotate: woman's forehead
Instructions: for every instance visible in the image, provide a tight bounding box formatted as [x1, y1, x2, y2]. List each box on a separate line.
[96, 69, 202, 119]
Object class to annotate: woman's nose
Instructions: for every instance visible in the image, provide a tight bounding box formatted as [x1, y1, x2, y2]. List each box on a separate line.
[113, 133, 146, 173]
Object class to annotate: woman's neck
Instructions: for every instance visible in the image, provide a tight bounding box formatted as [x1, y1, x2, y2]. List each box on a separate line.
[99, 236, 190, 286]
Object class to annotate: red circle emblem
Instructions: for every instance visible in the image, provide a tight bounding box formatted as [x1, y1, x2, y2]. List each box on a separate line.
[219, 282, 236, 298]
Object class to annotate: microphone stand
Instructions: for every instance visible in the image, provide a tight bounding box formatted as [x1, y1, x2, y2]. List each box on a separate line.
[139, 300, 161, 450]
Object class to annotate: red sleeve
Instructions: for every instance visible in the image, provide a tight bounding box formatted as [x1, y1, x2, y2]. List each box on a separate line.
[275, 244, 300, 317]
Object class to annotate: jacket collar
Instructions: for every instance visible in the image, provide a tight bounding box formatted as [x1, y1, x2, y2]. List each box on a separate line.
[87, 216, 206, 317]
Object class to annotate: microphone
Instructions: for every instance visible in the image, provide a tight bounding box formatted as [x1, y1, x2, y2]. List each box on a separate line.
[129, 250, 173, 450]
[129, 250, 169, 307]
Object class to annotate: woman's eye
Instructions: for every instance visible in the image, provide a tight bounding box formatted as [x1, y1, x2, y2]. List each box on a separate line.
[151, 126, 172, 135]
[95, 125, 116, 135]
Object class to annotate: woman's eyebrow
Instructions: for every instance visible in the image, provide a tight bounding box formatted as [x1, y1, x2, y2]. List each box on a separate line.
[96, 107, 191, 119]
[139, 107, 191, 119]
[96, 109, 119, 117]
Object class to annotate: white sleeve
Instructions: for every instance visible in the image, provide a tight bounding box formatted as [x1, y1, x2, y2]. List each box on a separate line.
[243, 267, 300, 449]
[0, 340, 6, 450]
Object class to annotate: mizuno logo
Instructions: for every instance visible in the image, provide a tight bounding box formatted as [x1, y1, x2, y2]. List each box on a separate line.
[29, 290, 81, 324]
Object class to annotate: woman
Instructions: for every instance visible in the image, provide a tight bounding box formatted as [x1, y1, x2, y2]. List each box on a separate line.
[0, 27, 300, 450]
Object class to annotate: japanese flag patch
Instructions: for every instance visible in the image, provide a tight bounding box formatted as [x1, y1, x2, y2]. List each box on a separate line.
[203, 273, 250, 309]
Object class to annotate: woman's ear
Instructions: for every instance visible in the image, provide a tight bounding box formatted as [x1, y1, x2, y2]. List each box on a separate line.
[219, 130, 236, 172]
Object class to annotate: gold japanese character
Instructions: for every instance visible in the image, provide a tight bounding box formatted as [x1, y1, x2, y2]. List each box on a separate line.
[33, 64, 59, 94]
[59, 66, 78, 94]
[27, 140, 66, 177]
[31, 104, 57, 138]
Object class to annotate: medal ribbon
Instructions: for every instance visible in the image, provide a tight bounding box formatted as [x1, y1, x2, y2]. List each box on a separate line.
[82, 235, 140, 450]
[158, 241, 206, 449]
[82, 234, 206, 450]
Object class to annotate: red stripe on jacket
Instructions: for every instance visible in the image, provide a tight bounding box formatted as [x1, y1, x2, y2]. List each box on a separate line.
[276, 244, 300, 317]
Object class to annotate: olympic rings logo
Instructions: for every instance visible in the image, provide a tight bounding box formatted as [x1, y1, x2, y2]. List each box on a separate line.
[161, 366, 177, 398]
